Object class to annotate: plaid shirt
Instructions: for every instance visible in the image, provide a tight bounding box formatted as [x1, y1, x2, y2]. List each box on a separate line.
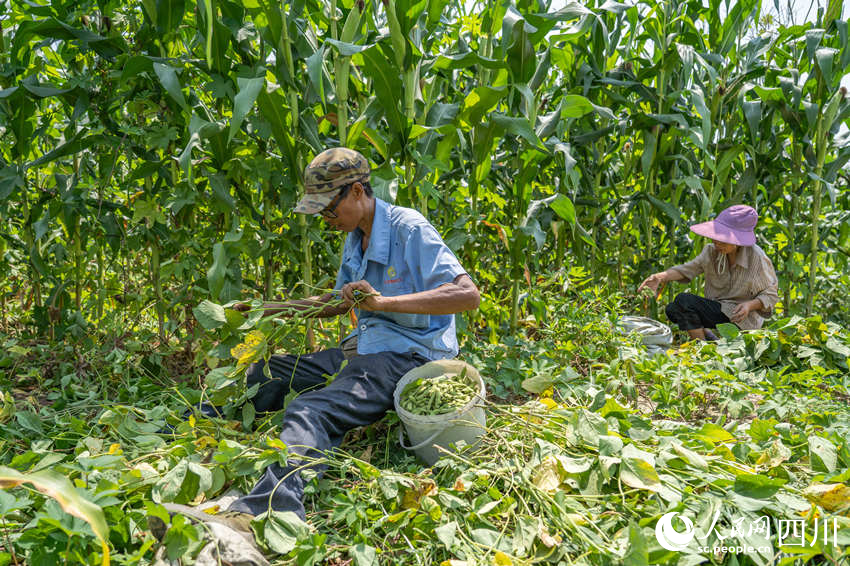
[670, 243, 779, 330]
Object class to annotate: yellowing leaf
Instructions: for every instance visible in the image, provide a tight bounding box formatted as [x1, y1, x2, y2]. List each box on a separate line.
[532, 456, 563, 492]
[194, 435, 218, 450]
[802, 484, 850, 512]
[620, 444, 661, 492]
[0, 391, 15, 423]
[230, 330, 267, 366]
[672, 442, 709, 470]
[755, 439, 792, 469]
[538, 397, 558, 410]
[538, 523, 563, 547]
[695, 423, 736, 444]
[493, 551, 513, 565]
[402, 479, 438, 509]
[107, 443, 122, 455]
[0, 466, 110, 566]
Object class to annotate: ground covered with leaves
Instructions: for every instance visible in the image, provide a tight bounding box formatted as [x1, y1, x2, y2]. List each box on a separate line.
[1, 288, 849, 566]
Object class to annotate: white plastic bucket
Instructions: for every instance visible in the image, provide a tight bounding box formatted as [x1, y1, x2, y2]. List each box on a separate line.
[393, 360, 487, 466]
[617, 316, 673, 353]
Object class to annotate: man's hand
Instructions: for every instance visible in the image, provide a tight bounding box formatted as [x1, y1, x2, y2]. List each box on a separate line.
[232, 302, 251, 313]
[341, 280, 383, 311]
[638, 272, 666, 294]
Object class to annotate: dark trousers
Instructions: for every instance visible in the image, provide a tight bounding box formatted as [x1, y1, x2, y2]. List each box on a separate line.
[227, 348, 426, 519]
[665, 293, 730, 331]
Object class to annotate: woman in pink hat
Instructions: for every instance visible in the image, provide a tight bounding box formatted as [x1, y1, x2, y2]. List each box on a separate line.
[638, 205, 779, 340]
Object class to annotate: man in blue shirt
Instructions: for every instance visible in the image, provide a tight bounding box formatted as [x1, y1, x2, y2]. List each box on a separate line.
[170, 148, 479, 532]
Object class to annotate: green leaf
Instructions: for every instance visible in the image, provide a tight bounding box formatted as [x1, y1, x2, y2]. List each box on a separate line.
[559, 94, 594, 118]
[241, 402, 255, 431]
[20, 83, 75, 98]
[623, 522, 648, 566]
[0, 466, 109, 556]
[815, 47, 838, 86]
[256, 510, 310, 554]
[15, 410, 43, 435]
[156, 0, 186, 35]
[752, 86, 785, 103]
[460, 86, 507, 126]
[695, 422, 736, 443]
[742, 100, 761, 139]
[12, 18, 126, 60]
[620, 444, 661, 492]
[716, 323, 740, 340]
[492, 113, 544, 148]
[521, 374, 554, 394]
[530, 2, 593, 21]
[207, 243, 228, 300]
[257, 87, 298, 176]
[326, 38, 373, 56]
[672, 442, 709, 470]
[350, 543, 378, 566]
[646, 194, 681, 226]
[470, 527, 505, 549]
[425, 103, 459, 128]
[193, 300, 227, 330]
[435, 521, 457, 550]
[506, 21, 535, 83]
[305, 46, 326, 104]
[229, 76, 264, 142]
[549, 194, 576, 226]
[431, 51, 504, 71]
[27, 132, 103, 168]
[809, 436, 838, 473]
[733, 473, 786, 499]
[153, 62, 188, 112]
[0, 167, 24, 201]
[360, 44, 405, 137]
[0, 86, 19, 99]
[748, 418, 778, 442]
[153, 460, 191, 503]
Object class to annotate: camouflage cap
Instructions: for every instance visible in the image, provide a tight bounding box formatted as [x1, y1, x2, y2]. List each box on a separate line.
[294, 147, 370, 214]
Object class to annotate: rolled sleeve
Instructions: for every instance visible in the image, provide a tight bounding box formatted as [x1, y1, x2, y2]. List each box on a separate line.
[404, 224, 466, 291]
[670, 245, 710, 283]
[754, 255, 779, 316]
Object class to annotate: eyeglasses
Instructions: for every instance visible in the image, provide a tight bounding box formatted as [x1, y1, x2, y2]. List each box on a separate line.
[318, 185, 351, 219]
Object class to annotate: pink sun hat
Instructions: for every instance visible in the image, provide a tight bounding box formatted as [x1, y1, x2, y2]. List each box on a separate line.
[690, 205, 758, 246]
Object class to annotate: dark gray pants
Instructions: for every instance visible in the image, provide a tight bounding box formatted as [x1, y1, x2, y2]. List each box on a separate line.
[227, 348, 426, 519]
[665, 292, 730, 331]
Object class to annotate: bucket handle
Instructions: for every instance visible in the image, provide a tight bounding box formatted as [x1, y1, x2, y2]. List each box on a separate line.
[398, 426, 445, 451]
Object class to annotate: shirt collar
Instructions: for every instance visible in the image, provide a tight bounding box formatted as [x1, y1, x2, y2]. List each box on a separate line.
[734, 245, 752, 270]
[362, 198, 391, 265]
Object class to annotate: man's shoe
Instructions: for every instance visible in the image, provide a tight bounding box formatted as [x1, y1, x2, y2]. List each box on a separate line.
[150, 501, 269, 566]
[162, 502, 255, 535]
[195, 522, 270, 566]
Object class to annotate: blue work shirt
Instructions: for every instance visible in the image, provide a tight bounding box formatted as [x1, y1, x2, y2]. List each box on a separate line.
[334, 198, 467, 360]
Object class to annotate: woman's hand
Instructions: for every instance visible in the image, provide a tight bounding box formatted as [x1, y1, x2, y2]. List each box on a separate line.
[341, 280, 383, 311]
[730, 302, 751, 323]
[637, 272, 667, 294]
[730, 299, 762, 323]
